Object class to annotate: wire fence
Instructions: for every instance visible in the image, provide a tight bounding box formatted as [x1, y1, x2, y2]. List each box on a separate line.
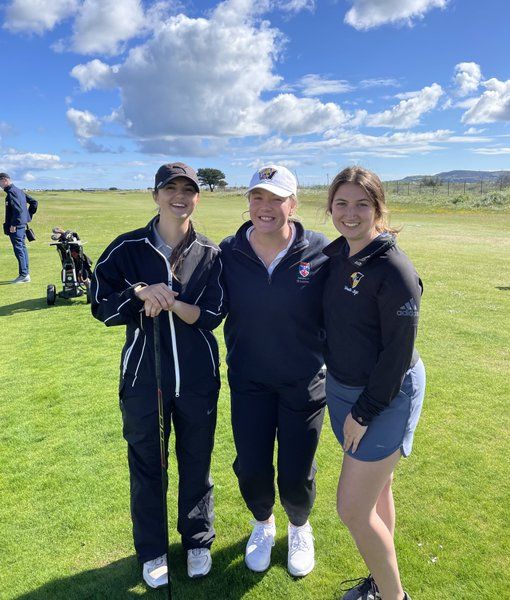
[384, 179, 510, 196]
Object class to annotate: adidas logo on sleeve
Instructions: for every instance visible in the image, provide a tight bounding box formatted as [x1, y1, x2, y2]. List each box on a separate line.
[397, 298, 419, 317]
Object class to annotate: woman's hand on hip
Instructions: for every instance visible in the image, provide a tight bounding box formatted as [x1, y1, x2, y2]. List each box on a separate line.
[343, 412, 368, 454]
[135, 283, 179, 317]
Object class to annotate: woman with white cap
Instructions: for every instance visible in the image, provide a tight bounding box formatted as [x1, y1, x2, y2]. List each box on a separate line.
[220, 165, 329, 577]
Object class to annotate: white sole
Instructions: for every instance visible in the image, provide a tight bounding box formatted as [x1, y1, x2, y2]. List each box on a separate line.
[245, 557, 270, 572]
[287, 560, 315, 577]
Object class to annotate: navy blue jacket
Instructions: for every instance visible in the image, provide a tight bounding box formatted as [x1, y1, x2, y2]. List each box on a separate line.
[3, 184, 31, 229]
[220, 221, 329, 385]
[91, 217, 225, 397]
[323, 234, 422, 424]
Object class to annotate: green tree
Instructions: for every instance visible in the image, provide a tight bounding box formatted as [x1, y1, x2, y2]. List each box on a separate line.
[197, 168, 227, 192]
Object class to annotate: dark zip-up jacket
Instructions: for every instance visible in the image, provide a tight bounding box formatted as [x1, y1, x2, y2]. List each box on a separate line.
[3, 184, 31, 229]
[91, 217, 225, 397]
[220, 221, 329, 385]
[323, 234, 422, 425]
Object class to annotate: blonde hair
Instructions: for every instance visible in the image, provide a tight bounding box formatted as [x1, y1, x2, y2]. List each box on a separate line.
[327, 166, 399, 235]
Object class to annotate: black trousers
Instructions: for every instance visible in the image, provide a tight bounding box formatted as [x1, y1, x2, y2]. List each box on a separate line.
[229, 368, 326, 527]
[121, 383, 218, 563]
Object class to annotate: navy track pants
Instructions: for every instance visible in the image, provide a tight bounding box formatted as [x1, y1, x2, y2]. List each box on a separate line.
[229, 368, 326, 527]
[120, 383, 218, 562]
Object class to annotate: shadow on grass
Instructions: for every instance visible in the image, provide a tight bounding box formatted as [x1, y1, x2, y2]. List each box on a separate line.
[0, 297, 51, 316]
[496, 286, 510, 291]
[15, 536, 288, 600]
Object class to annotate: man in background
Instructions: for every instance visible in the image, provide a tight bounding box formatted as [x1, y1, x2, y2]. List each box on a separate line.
[1, 172, 37, 283]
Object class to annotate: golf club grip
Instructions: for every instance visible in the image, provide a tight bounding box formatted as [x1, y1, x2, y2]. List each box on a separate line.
[153, 316, 172, 599]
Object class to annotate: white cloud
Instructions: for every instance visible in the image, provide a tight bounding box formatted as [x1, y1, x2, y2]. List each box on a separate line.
[360, 78, 400, 88]
[0, 149, 63, 172]
[66, 108, 103, 138]
[298, 74, 354, 96]
[261, 128, 480, 159]
[455, 98, 478, 110]
[23, 172, 36, 181]
[394, 91, 421, 100]
[71, 0, 146, 55]
[464, 127, 485, 135]
[462, 78, 510, 124]
[345, 0, 448, 31]
[3, 0, 78, 34]
[364, 83, 443, 128]
[137, 137, 227, 157]
[471, 147, 510, 155]
[71, 59, 117, 91]
[262, 94, 347, 135]
[454, 62, 482, 96]
[278, 0, 315, 12]
[69, 1, 343, 152]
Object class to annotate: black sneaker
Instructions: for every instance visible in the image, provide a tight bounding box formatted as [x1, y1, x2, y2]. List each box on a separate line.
[340, 575, 381, 600]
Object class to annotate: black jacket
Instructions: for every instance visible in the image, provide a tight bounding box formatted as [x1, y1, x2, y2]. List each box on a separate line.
[3, 184, 32, 230]
[323, 234, 422, 424]
[220, 221, 329, 384]
[91, 217, 225, 397]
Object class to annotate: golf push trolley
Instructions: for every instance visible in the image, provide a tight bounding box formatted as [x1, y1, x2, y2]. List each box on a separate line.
[46, 228, 93, 305]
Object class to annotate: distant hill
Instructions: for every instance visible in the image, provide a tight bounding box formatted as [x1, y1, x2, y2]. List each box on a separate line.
[401, 170, 510, 182]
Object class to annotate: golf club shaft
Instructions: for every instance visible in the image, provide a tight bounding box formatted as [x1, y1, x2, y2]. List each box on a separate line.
[153, 315, 172, 599]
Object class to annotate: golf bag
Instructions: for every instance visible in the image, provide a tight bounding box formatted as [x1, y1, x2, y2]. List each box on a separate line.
[47, 228, 93, 305]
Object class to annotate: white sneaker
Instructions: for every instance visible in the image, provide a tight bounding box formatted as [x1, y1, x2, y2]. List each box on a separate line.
[11, 274, 31, 283]
[187, 548, 212, 578]
[288, 522, 315, 576]
[142, 554, 168, 588]
[245, 519, 276, 572]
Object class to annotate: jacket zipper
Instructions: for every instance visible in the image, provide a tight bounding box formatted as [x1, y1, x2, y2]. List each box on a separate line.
[145, 239, 181, 398]
[132, 335, 147, 387]
[123, 328, 140, 377]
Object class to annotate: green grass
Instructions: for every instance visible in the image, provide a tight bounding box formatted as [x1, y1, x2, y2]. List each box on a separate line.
[1, 190, 509, 599]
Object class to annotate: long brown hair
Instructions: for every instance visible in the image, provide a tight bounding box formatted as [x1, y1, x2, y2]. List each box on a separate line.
[327, 166, 399, 235]
[169, 221, 195, 278]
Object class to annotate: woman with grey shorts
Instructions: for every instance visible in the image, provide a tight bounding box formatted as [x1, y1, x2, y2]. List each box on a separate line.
[322, 167, 425, 600]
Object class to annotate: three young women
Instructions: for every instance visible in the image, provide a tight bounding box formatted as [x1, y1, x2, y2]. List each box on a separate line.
[91, 163, 224, 588]
[220, 165, 329, 576]
[323, 167, 425, 600]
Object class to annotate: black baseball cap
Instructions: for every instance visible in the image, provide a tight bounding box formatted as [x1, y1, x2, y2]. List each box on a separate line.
[0, 173, 10, 179]
[154, 163, 200, 192]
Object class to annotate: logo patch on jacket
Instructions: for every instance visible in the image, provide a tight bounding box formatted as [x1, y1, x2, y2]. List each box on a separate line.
[397, 298, 419, 317]
[297, 261, 311, 283]
[344, 271, 364, 295]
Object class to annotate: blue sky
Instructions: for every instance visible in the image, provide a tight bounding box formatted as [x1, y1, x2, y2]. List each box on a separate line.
[1, 0, 509, 189]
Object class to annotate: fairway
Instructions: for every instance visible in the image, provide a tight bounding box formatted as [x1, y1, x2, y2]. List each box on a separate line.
[1, 190, 509, 600]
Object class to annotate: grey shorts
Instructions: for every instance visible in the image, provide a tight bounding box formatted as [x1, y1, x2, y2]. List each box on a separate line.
[326, 359, 426, 461]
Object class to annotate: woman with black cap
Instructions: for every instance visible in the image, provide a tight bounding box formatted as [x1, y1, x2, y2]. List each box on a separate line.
[91, 163, 225, 587]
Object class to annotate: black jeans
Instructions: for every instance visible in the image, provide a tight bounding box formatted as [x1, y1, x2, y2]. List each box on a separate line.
[229, 368, 326, 527]
[121, 383, 218, 562]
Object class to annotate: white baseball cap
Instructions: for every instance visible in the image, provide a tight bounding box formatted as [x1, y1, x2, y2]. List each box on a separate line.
[247, 165, 297, 197]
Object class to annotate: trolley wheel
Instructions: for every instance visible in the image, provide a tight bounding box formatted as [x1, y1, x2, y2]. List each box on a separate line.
[86, 285, 91, 304]
[46, 284, 57, 306]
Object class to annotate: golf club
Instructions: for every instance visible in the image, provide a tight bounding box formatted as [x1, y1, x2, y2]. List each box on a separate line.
[153, 314, 173, 599]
